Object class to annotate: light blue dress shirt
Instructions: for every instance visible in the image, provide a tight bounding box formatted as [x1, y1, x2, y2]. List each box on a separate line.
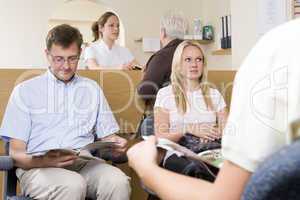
[0, 70, 119, 154]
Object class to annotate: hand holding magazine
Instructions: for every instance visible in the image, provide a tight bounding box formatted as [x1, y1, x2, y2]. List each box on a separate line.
[143, 136, 223, 169]
[28, 141, 118, 161]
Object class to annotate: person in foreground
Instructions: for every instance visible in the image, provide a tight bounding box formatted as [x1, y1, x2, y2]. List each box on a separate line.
[0, 24, 130, 200]
[85, 11, 138, 69]
[127, 19, 300, 200]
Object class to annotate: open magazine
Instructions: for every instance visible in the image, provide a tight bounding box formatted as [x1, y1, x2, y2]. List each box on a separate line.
[143, 136, 223, 169]
[27, 141, 118, 161]
[197, 149, 223, 168]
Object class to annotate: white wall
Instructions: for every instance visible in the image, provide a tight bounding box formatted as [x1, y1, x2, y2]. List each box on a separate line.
[50, 0, 109, 22]
[230, 0, 259, 68]
[1, 0, 290, 68]
[0, 0, 207, 68]
[201, 0, 232, 69]
[230, 0, 292, 68]
[48, 19, 95, 44]
[0, 0, 60, 67]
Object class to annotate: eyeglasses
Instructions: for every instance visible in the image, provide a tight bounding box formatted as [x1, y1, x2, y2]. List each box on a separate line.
[49, 54, 80, 66]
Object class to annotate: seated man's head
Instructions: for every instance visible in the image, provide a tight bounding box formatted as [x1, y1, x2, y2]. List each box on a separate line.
[160, 11, 187, 46]
[45, 24, 83, 82]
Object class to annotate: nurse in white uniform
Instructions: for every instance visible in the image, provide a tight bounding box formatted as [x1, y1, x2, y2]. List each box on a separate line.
[85, 12, 138, 69]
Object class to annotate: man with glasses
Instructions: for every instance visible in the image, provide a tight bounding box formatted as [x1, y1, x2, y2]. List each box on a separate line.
[0, 24, 131, 200]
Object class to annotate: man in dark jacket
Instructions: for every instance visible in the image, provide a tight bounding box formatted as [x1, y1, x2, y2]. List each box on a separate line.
[137, 12, 187, 108]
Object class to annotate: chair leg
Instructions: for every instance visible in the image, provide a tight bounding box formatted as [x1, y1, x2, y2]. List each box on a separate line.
[3, 142, 19, 199]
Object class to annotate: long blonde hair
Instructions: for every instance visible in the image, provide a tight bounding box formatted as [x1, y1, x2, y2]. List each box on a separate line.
[171, 40, 213, 114]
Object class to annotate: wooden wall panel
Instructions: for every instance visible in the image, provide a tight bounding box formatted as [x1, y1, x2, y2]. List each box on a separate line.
[96, 70, 144, 134]
[0, 69, 236, 133]
[0, 69, 144, 134]
[207, 70, 237, 109]
[0, 68, 236, 199]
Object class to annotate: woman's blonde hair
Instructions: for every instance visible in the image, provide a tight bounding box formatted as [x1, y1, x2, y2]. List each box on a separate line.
[171, 40, 213, 114]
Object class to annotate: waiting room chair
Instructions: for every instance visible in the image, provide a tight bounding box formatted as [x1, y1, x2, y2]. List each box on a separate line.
[137, 115, 154, 138]
[242, 139, 300, 200]
[0, 141, 127, 200]
[1, 142, 31, 200]
[137, 115, 160, 200]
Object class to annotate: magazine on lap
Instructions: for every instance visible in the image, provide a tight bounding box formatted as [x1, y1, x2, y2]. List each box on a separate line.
[143, 136, 223, 168]
[27, 141, 118, 160]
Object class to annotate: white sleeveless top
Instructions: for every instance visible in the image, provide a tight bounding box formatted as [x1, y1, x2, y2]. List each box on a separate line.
[154, 85, 226, 132]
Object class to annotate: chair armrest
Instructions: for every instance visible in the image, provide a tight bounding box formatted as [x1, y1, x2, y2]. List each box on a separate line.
[0, 156, 14, 171]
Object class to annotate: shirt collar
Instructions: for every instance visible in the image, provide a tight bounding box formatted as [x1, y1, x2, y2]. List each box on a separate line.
[46, 68, 79, 85]
[99, 40, 116, 52]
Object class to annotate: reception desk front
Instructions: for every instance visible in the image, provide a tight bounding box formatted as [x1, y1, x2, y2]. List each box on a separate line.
[0, 68, 237, 135]
[0, 69, 144, 135]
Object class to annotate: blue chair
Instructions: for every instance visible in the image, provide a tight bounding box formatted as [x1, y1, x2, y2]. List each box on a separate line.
[1, 142, 31, 200]
[138, 115, 154, 138]
[242, 140, 300, 200]
[0, 141, 127, 200]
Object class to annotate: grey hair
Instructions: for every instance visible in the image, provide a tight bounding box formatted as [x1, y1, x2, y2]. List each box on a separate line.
[160, 11, 187, 39]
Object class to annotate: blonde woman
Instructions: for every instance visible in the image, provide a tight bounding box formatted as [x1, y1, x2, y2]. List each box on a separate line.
[127, 19, 299, 199]
[154, 40, 228, 146]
